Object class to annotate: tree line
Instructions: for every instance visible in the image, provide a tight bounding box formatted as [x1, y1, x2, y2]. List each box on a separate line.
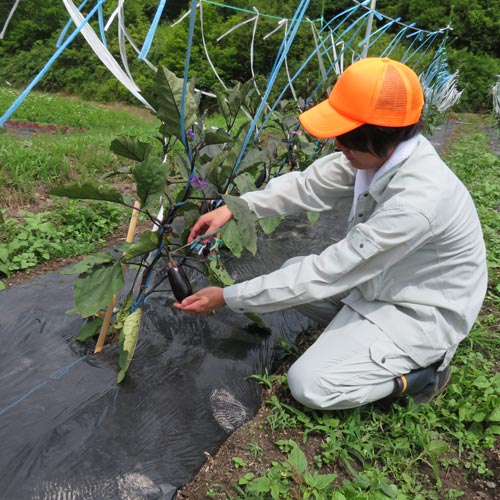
[0, 0, 499, 112]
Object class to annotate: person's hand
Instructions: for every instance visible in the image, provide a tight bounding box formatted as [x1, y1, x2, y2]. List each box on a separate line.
[173, 287, 226, 314]
[188, 205, 233, 243]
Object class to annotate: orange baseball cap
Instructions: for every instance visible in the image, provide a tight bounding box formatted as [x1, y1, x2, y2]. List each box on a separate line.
[299, 57, 424, 138]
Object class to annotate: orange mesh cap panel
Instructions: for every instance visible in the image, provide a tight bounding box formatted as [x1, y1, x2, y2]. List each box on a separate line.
[299, 57, 424, 139]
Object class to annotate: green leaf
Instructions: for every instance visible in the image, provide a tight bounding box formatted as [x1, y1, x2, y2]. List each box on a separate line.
[204, 128, 233, 145]
[244, 312, 271, 334]
[74, 261, 125, 318]
[488, 405, 500, 422]
[175, 151, 192, 180]
[234, 172, 257, 195]
[426, 439, 448, 457]
[76, 317, 104, 342]
[0, 280, 5, 291]
[236, 147, 269, 174]
[133, 156, 169, 208]
[221, 220, 243, 257]
[206, 257, 235, 287]
[330, 493, 347, 500]
[222, 195, 257, 255]
[49, 181, 124, 204]
[154, 66, 198, 141]
[307, 211, 320, 224]
[248, 476, 271, 494]
[60, 251, 116, 275]
[110, 135, 152, 162]
[258, 216, 284, 235]
[122, 231, 161, 261]
[117, 308, 142, 383]
[287, 441, 307, 474]
[311, 473, 336, 490]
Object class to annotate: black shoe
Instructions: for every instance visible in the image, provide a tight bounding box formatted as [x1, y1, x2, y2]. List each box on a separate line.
[378, 364, 451, 409]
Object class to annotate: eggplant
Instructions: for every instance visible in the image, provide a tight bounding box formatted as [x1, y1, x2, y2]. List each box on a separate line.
[167, 260, 193, 302]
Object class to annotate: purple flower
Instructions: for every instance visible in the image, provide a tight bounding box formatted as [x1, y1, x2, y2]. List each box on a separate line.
[186, 129, 196, 140]
[190, 175, 208, 189]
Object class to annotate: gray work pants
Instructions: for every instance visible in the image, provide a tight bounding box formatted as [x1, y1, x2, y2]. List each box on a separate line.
[284, 258, 420, 410]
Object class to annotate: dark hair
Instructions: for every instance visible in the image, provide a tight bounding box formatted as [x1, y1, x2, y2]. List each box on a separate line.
[336, 117, 425, 158]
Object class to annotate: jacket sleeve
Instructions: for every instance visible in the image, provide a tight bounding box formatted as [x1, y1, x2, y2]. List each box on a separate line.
[240, 152, 355, 218]
[223, 206, 434, 313]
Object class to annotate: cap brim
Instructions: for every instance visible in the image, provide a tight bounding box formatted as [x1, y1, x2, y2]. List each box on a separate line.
[298, 99, 363, 139]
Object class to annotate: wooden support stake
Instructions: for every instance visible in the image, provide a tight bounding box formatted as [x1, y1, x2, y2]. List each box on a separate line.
[94, 200, 141, 354]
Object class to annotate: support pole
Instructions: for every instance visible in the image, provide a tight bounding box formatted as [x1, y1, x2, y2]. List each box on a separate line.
[94, 200, 141, 354]
[361, 0, 377, 59]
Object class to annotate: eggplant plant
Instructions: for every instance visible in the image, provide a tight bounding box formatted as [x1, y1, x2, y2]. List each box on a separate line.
[50, 66, 332, 383]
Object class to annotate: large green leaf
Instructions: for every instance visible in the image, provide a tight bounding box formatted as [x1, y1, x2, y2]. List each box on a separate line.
[117, 308, 142, 383]
[74, 261, 125, 318]
[154, 66, 198, 141]
[223, 195, 257, 255]
[236, 147, 269, 175]
[122, 231, 161, 262]
[49, 181, 124, 204]
[111, 135, 153, 162]
[133, 156, 169, 208]
[60, 251, 116, 275]
[220, 220, 243, 257]
[287, 441, 308, 474]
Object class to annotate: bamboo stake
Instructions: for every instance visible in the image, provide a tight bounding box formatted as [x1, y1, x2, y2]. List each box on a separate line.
[94, 200, 141, 354]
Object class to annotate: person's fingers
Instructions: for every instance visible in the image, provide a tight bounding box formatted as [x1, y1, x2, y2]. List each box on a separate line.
[188, 206, 233, 243]
[188, 218, 209, 242]
[173, 287, 225, 314]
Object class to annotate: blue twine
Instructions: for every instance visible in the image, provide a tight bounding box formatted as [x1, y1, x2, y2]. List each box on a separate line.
[98, 1, 107, 48]
[0, 355, 90, 417]
[139, 0, 167, 60]
[224, 0, 310, 190]
[56, 0, 88, 48]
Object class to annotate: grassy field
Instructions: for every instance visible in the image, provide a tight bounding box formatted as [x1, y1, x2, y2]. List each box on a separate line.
[0, 90, 499, 498]
[0, 86, 159, 206]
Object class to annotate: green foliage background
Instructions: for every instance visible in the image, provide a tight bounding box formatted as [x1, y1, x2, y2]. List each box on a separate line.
[0, 0, 499, 112]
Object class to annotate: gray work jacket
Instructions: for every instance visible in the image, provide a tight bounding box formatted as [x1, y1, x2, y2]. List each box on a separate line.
[223, 136, 488, 366]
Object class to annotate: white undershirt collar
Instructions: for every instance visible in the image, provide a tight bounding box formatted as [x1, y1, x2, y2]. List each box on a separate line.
[353, 134, 420, 209]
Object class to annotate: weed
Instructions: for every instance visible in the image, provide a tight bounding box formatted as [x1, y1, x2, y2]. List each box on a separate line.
[244, 442, 263, 461]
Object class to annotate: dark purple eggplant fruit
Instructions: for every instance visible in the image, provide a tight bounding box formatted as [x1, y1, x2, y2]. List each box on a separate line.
[167, 259, 193, 302]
